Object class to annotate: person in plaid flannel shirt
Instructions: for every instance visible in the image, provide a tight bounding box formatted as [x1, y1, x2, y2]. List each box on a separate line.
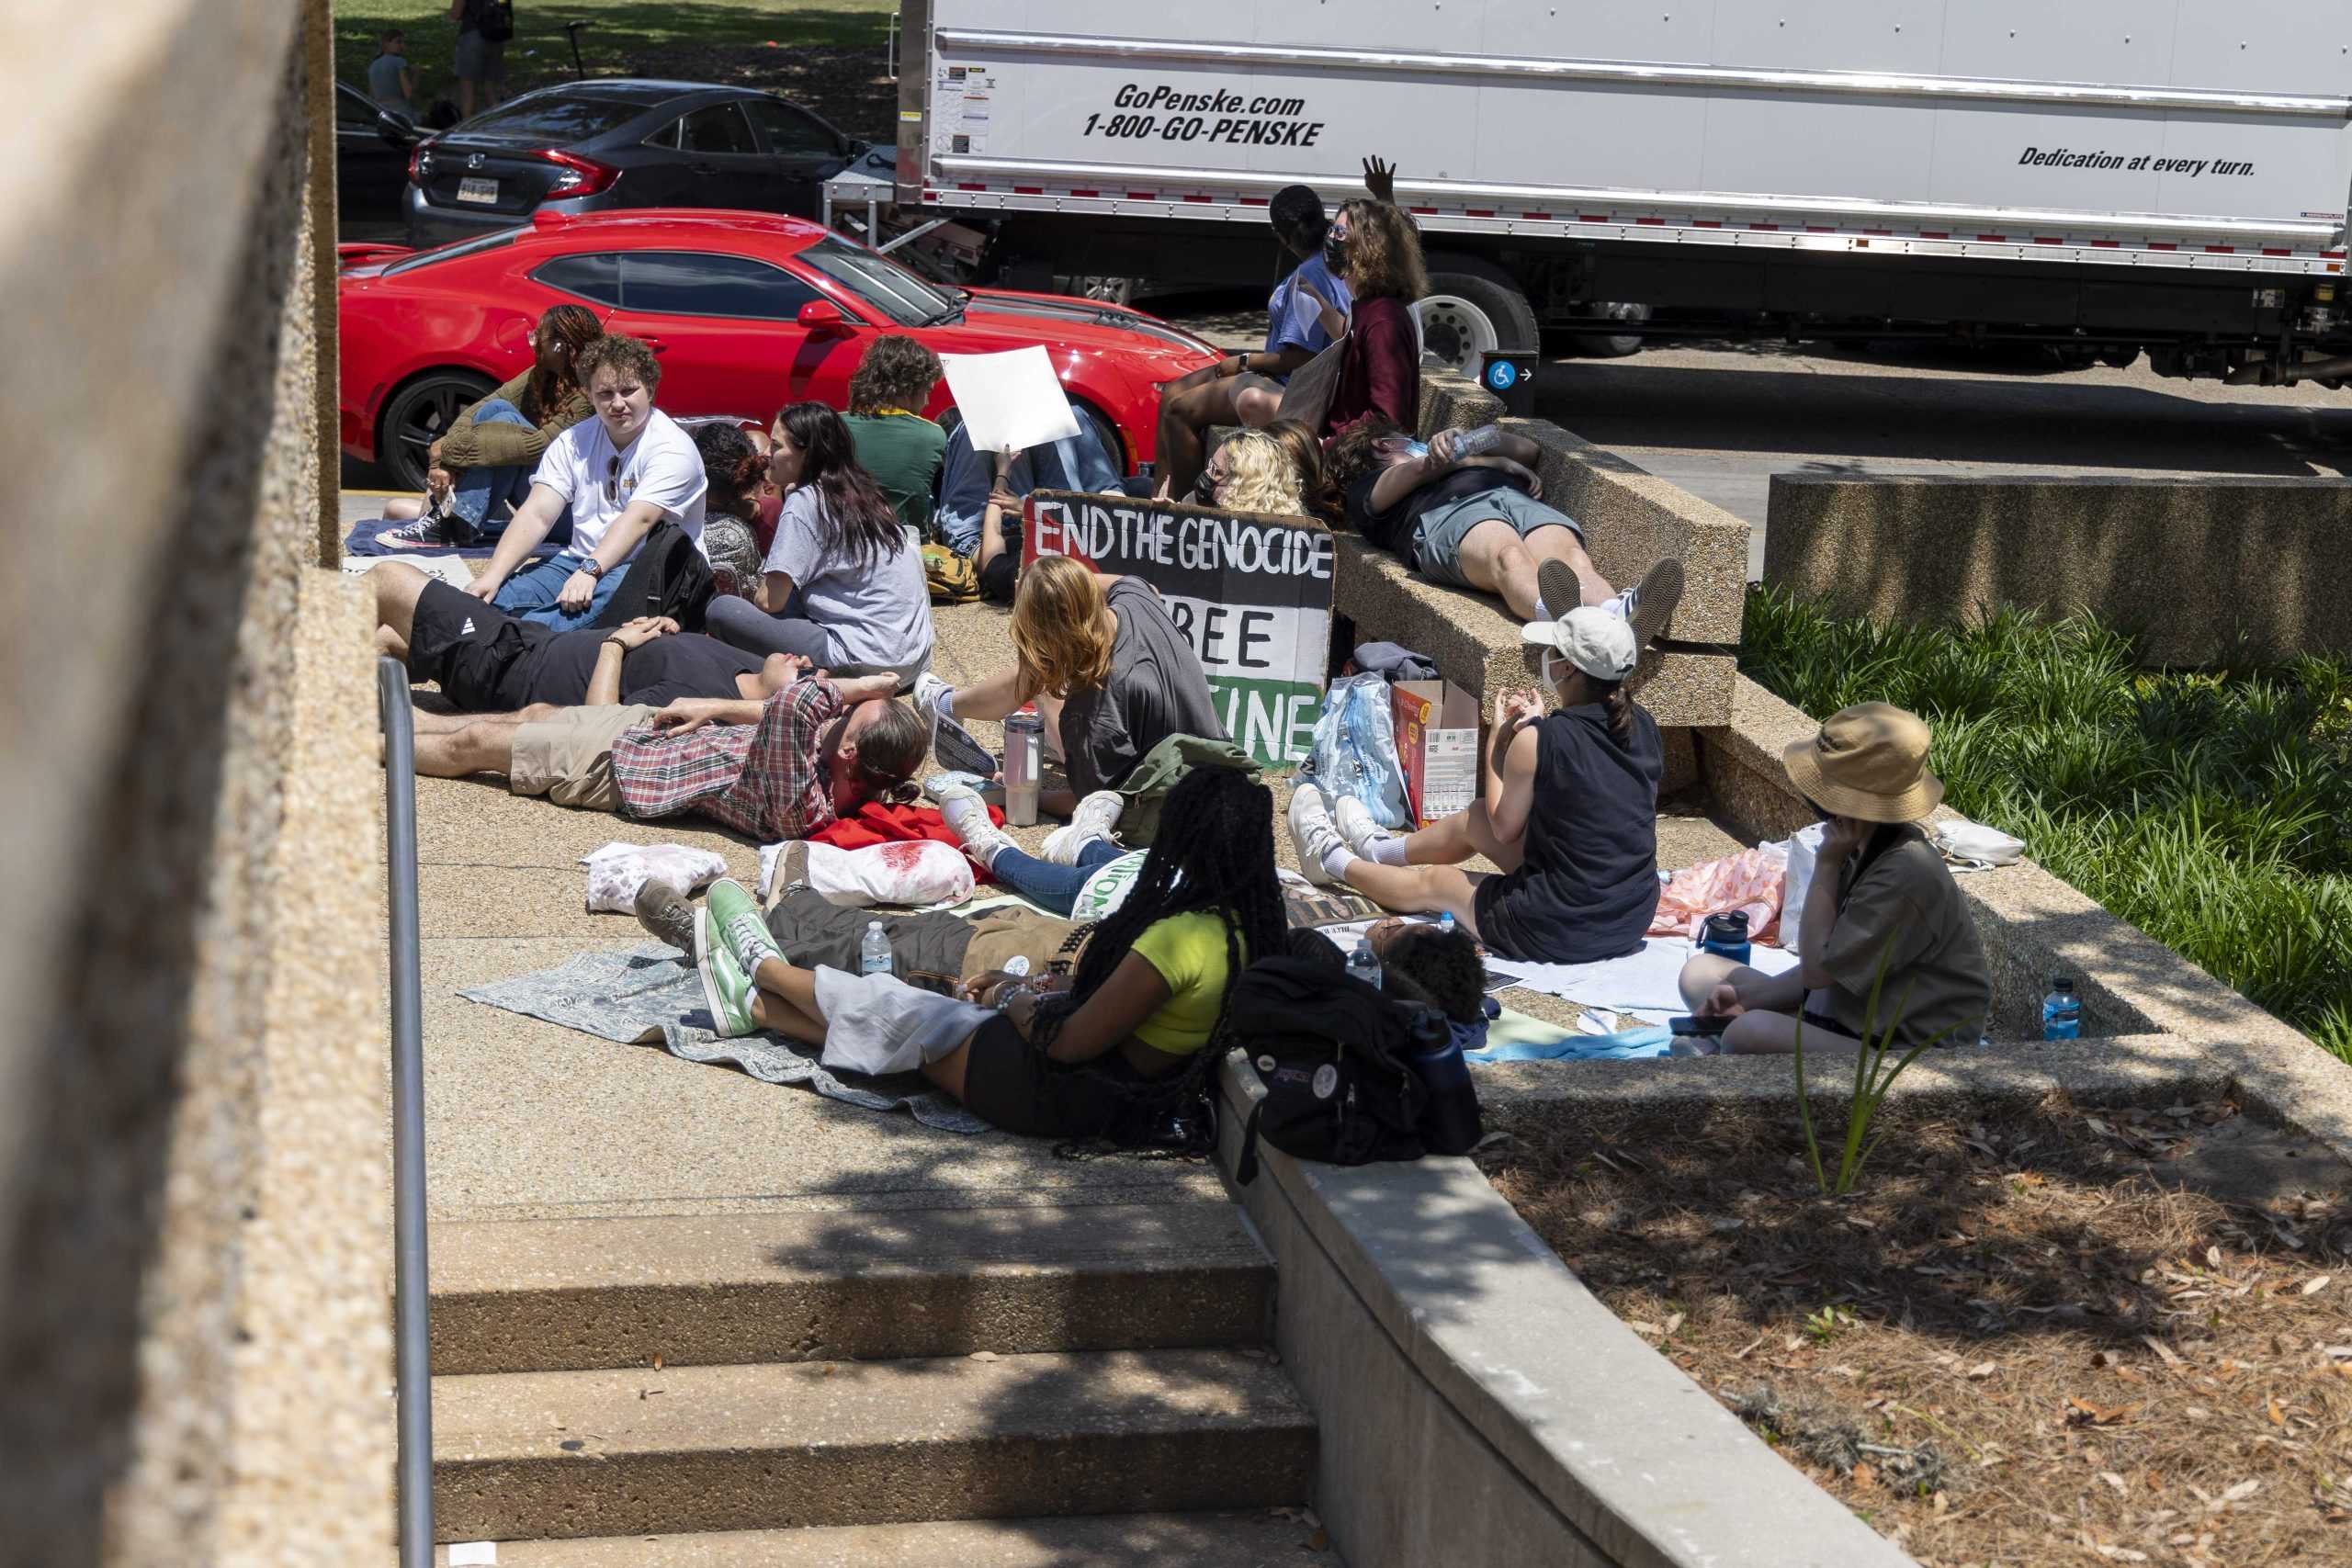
[401, 661, 930, 842]
[609, 670, 928, 840]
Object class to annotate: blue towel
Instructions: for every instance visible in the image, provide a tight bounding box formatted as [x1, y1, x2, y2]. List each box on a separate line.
[1464, 1024, 1674, 1063]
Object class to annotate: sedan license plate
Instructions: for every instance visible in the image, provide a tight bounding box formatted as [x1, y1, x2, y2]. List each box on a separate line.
[456, 177, 499, 205]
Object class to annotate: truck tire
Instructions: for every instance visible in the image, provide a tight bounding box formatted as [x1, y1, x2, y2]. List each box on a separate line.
[1416, 255, 1539, 376]
[1053, 274, 1136, 306]
[1569, 302, 1651, 358]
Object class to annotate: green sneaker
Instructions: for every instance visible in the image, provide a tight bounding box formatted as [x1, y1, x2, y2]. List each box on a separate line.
[705, 877, 782, 976]
[694, 906, 762, 1039]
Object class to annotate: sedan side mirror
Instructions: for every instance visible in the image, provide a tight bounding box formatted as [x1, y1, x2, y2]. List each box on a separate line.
[797, 299, 847, 331]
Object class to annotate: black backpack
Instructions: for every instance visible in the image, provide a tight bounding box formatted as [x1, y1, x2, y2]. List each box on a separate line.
[1228, 956, 1446, 1184]
[477, 0, 516, 43]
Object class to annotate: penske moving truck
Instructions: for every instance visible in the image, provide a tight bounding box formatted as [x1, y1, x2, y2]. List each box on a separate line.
[893, 0, 2352, 383]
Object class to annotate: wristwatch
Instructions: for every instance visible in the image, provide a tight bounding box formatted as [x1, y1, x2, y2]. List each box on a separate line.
[579, 558, 606, 580]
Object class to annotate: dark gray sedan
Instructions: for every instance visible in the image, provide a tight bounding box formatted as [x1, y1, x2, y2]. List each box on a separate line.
[403, 79, 866, 246]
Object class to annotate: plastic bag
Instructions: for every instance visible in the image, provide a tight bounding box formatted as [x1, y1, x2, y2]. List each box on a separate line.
[1934, 817, 2025, 868]
[803, 840, 976, 908]
[579, 841, 729, 913]
[1779, 822, 1828, 954]
[1307, 673, 1412, 829]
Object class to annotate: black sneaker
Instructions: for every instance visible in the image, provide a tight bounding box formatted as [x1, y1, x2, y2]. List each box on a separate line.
[377, 501, 477, 552]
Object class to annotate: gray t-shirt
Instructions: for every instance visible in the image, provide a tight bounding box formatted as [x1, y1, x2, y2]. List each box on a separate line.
[762, 487, 934, 674]
[1059, 577, 1228, 797]
[367, 53, 413, 112]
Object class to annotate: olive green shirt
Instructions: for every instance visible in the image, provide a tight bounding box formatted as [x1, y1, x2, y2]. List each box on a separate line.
[436, 370, 594, 472]
[1819, 824, 1994, 1049]
[844, 412, 947, 535]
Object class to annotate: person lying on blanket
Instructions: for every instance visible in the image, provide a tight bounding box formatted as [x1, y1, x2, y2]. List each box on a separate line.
[689, 769, 1288, 1142]
[1675, 703, 1991, 1055]
[400, 665, 928, 841]
[1288, 606, 1664, 966]
[371, 560, 784, 713]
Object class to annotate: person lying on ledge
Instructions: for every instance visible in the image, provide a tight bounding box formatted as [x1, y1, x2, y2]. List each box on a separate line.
[1676, 703, 1992, 1055]
[1326, 414, 1684, 643]
[690, 769, 1289, 1141]
[371, 560, 781, 713]
[401, 667, 926, 840]
[1288, 607, 1663, 965]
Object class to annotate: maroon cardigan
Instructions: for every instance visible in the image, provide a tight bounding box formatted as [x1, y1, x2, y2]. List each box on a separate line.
[1322, 295, 1419, 438]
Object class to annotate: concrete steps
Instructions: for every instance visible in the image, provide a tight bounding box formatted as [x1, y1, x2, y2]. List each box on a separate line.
[426, 1198, 1319, 1551]
[430, 1204, 1275, 1373]
[434, 1348, 1316, 1540]
[432, 1510, 1323, 1565]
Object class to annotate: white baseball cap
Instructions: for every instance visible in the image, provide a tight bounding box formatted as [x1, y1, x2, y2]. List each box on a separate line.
[1521, 605, 1637, 682]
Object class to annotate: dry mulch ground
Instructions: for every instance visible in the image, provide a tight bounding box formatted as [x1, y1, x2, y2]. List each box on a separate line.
[1478, 1094, 2352, 1566]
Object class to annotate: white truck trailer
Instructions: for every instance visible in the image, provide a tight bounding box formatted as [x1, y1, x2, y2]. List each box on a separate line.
[893, 0, 2352, 383]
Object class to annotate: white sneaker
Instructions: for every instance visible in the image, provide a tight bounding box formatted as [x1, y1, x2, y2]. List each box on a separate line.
[933, 778, 1016, 869]
[1332, 793, 1403, 860]
[1286, 783, 1349, 887]
[912, 671, 955, 723]
[1041, 789, 1124, 865]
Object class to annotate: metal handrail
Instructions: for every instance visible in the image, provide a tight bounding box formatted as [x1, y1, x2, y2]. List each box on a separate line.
[378, 656, 434, 1567]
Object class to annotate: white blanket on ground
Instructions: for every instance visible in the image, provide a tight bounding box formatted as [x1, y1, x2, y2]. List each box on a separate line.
[1320, 919, 1799, 1021]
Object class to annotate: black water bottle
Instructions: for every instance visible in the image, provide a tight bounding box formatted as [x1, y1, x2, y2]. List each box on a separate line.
[1406, 1005, 1482, 1155]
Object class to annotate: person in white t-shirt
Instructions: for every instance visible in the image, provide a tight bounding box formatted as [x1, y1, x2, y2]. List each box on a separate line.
[467, 334, 708, 630]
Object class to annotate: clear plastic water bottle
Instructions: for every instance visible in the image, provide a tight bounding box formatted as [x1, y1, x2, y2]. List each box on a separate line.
[859, 919, 894, 978]
[1438, 911, 1457, 935]
[1346, 937, 1383, 991]
[2041, 977, 2081, 1041]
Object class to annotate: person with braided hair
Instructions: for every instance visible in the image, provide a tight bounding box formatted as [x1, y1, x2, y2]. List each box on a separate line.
[689, 769, 1289, 1141]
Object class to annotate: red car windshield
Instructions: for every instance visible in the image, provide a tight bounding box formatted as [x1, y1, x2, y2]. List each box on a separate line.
[797, 235, 961, 327]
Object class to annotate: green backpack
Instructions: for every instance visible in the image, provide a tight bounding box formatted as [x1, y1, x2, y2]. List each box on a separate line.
[1114, 733, 1261, 844]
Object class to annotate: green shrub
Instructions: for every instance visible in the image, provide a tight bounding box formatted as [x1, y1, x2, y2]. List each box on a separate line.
[1742, 588, 2352, 1064]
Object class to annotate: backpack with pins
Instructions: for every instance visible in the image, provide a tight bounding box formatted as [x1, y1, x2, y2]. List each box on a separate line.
[1228, 955, 1465, 1184]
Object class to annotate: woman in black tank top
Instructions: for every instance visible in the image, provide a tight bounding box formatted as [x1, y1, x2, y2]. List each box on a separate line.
[1287, 606, 1662, 963]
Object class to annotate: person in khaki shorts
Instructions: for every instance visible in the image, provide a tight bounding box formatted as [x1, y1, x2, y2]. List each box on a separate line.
[405, 701, 654, 809]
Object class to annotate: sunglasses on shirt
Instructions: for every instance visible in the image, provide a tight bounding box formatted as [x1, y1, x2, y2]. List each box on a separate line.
[605, 455, 621, 505]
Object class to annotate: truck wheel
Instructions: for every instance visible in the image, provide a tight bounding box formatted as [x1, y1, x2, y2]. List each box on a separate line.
[1416, 256, 1539, 376]
[1570, 302, 1651, 358]
[1054, 274, 1136, 306]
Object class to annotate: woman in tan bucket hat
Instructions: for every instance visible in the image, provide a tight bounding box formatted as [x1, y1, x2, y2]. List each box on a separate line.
[1678, 703, 1991, 1054]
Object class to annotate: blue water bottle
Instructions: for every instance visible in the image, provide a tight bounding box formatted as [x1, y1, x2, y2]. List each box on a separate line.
[1698, 911, 1752, 966]
[2041, 977, 2081, 1041]
[1405, 1007, 1482, 1155]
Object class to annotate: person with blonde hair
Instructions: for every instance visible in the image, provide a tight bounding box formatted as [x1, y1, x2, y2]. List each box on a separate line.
[1202, 430, 1306, 515]
[914, 554, 1228, 847]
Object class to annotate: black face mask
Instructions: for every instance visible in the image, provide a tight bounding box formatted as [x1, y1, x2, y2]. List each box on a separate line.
[1191, 469, 1218, 504]
[1322, 233, 1348, 273]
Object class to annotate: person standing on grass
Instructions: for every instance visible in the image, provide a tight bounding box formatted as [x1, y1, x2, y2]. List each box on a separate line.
[463, 333, 709, 630]
[367, 29, 418, 118]
[1288, 606, 1664, 965]
[451, 0, 511, 121]
[1677, 704, 1992, 1055]
[842, 335, 948, 536]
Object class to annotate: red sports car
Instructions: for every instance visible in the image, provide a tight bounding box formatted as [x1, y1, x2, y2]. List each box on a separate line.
[337, 209, 1220, 491]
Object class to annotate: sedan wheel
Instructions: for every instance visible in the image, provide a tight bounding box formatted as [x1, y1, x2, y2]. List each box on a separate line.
[379, 371, 496, 492]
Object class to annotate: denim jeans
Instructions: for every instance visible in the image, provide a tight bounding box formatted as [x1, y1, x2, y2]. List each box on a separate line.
[492, 551, 628, 630]
[987, 839, 1124, 917]
[449, 400, 571, 544]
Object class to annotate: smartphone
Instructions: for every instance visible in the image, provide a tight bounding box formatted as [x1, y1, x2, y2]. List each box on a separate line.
[1668, 1013, 1733, 1036]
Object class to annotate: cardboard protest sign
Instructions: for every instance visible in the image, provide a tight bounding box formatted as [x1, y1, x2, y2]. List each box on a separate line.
[1023, 491, 1335, 765]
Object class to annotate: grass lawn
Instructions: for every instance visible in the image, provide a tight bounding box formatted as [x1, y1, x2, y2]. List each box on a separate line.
[1742, 588, 2352, 1063]
[335, 2, 895, 127]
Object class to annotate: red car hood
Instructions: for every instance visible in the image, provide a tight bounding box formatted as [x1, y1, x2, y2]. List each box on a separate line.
[956, 288, 1218, 361]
